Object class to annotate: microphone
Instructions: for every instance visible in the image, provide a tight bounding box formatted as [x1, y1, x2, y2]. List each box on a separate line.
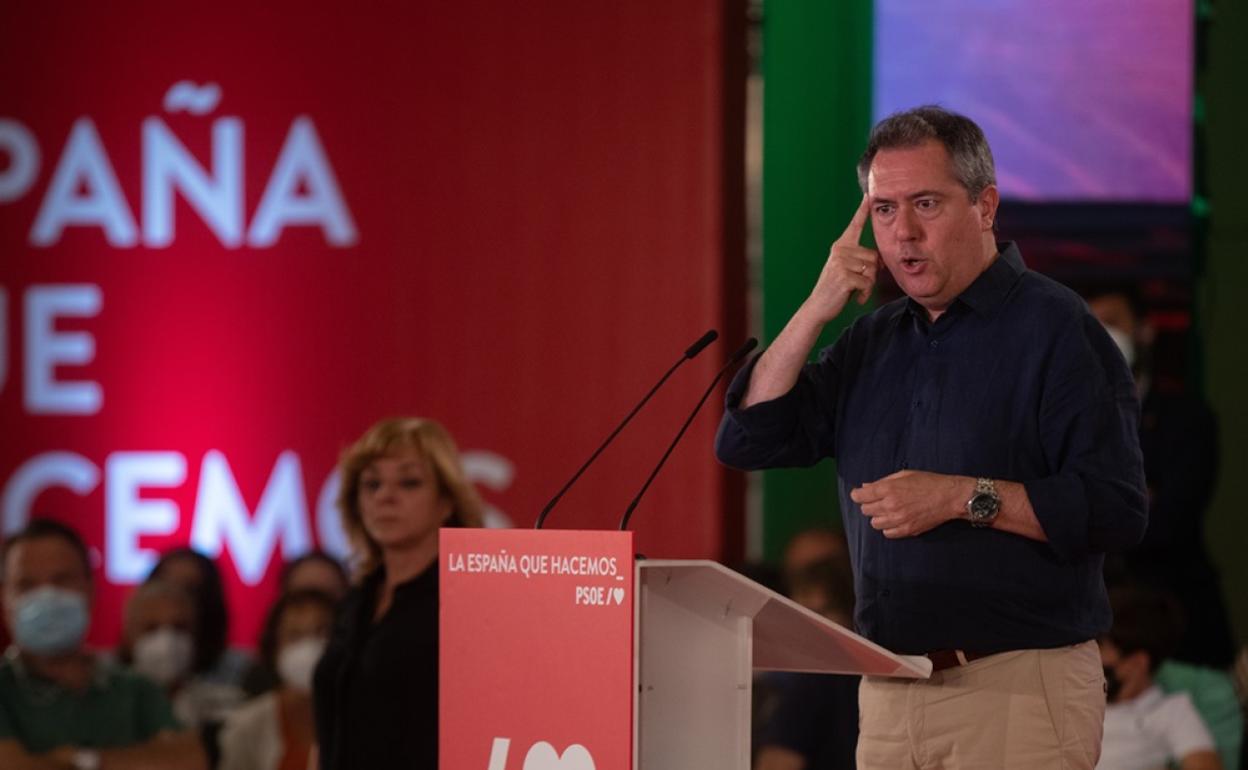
[618, 337, 759, 531]
[534, 329, 719, 529]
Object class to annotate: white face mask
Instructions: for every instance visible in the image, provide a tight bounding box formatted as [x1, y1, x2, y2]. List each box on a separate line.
[132, 627, 194, 687]
[277, 636, 327, 693]
[1103, 324, 1136, 369]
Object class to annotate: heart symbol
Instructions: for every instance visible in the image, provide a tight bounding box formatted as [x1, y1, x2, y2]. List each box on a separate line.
[611, 587, 625, 605]
[522, 742, 596, 770]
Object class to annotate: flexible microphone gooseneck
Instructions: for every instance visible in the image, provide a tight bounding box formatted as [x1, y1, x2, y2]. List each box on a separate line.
[534, 329, 719, 529]
[618, 337, 758, 531]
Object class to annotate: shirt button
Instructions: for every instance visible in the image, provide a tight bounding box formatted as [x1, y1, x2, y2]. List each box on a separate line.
[930, 340, 939, 348]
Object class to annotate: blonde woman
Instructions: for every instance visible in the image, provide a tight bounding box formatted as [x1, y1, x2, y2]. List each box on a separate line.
[312, 418, 483, 770]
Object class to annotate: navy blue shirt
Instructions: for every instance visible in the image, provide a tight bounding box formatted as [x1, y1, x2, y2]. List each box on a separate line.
[715, 243, 1147, 655]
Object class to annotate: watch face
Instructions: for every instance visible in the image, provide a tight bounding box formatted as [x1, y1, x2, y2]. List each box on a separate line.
[970, 493, 999, 520]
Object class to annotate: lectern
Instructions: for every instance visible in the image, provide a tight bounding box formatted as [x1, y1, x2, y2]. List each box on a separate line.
[441, 528, 930, 770]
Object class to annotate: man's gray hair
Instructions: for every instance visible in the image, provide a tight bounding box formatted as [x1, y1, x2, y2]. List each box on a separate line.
[856, 105, 996, 200]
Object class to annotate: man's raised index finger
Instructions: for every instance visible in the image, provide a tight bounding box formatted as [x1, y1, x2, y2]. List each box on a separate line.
[838, 194, 871, 245]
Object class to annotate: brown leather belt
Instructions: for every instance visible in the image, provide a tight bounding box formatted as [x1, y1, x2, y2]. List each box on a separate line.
[925, 649, 993, 672]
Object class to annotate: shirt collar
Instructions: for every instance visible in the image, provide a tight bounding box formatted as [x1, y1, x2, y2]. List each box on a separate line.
[956, 241, 1025, 317]
[895, 241, 1025, 322]
[1106, 684, 1164, 716]
[5, 645, 111, 694]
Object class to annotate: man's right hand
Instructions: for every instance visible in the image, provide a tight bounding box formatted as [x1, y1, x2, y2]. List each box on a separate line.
[740, 197, 878, 409]
[803, 195, 879, 323]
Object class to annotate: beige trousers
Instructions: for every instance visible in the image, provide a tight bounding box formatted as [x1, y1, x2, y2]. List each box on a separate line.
[857, 640, 1106, 770]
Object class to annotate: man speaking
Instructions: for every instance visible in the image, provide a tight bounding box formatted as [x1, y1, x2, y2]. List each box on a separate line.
[716, 106, 1147, 769]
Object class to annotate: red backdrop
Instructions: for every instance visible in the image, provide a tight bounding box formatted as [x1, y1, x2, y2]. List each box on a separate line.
[0, 1, 743, 647]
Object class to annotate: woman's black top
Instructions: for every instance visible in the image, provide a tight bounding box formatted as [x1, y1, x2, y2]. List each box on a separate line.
[313, 565, 439, 769]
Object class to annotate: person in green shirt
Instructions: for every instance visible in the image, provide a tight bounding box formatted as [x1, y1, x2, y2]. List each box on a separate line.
[0, 518, 207, 770]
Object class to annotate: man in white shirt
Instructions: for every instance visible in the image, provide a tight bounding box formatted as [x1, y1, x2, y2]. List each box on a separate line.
[1097, 586, 1221, 770]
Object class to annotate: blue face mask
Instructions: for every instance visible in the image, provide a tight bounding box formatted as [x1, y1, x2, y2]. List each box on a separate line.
[13, 586, 90, 655]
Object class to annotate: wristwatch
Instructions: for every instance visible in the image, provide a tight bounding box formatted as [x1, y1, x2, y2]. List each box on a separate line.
[72, 749, 101, 770]
[965, 477, 1000, 527]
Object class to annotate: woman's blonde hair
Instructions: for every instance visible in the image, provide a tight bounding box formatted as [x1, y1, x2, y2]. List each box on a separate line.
[336, 417, 484, 580]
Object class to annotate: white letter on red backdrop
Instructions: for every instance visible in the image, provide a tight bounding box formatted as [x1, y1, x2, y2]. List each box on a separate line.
[190, 450, 311, 585]
[314, 470, 351, 560]
[1, 452, 100, 537]
[247, 117, 358, 247]
[106, 452, 186, 584]
[0, 119, 40, 202]
[30, 119, 139, 247]
[142, 117, 243, 248]
[24, 284, 103, 415]
[461, 450, 516, 528]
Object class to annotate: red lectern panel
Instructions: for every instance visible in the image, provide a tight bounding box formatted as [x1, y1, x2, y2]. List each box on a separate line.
[441, 528, 634, 770]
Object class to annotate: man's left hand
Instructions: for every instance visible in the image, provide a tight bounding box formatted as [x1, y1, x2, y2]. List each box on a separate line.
[851, 470, 971, 538]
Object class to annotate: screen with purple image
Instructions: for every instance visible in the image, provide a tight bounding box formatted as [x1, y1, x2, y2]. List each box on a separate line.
[874, 0, 1193, 202]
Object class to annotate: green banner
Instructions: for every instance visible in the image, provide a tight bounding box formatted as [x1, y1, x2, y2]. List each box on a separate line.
[759, 0, 874, 560]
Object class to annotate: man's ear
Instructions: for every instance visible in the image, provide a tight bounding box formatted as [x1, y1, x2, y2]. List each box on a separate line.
[976, 184, 999, 230]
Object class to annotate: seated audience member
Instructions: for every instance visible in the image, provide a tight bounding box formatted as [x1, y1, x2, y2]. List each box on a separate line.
[1098, 585, 1222, 770]
[146, 548, 249, 726]
[281, 553, 348, 603]
[779, 527, 846, 593]
[1154, 659, 1244, 770]
[242, 552, 349, 697]
[1086, 285, 1235, 670]
[786, 556, 854, 626]
[754, 554, 859, 770]
[118, 580, 196, 692]
[219, 590, 335, 770]
[0, 519, 207, 770]
[147, 549, 249, 768]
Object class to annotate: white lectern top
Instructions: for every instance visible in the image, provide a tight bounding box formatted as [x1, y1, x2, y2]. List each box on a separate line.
[638, 559, 931, 678]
